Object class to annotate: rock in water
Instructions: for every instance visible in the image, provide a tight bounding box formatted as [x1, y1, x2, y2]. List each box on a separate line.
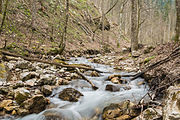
[91, 71, 100, 77]
[105, 84, 120, 92]
[41, 85, 53, 96]
[22, 95, 48, 113]
[102, 101, 140, 120]
[0, 62, 8, 82]
[58, 88, 83, 102]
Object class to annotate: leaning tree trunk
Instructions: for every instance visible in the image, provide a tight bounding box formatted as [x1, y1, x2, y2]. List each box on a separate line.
[131, 0, 138, 52]
[175, 0, 180, 42]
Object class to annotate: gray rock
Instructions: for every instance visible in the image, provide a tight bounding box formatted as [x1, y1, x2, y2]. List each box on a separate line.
[37, 74, 56, 85]
[41, 85, 53, 96]
[15, 60, 30, 69]
[58, 88, 83, 102]
[22, 95, 48, 113]
[20, 72, 39, 81]
[105, 84, 120, 92]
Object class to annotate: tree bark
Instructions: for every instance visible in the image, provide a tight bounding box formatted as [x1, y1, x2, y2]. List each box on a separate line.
[0, 0, 2, 14]
[0, 0, 9, 34]
[59, 0, 69, 54]
[175, 0, 180, 42]
[131, 0, 138, 51]
[101, 0, 105, 48]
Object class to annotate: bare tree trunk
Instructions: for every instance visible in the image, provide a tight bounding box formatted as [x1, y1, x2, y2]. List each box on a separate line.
[131, 0, 138, 52]
[101, 0, 104, 49]
[0, 0, 2, 14]
[175, 0, 180, 42]
[0, 0, 9, 34]
[59, 0, 69, 54]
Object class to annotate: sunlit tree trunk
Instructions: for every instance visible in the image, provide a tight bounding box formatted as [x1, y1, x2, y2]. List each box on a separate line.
[175, 0, 180, 42]
[131, 0, 138, 52]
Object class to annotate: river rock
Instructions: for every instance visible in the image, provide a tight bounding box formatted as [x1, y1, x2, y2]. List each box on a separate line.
[41, 85, 53, 96]
[133, 108, 162, 120]
[4, 105, 19, 112]
[17, 108, 29, 116]
[111, 77, 120, 84]
[58, 88, 83, 102]
[163, 86, 180, 120]
[70, 73, 80, 79]
[105, 84, 120, 92]
[20, 72, 39, 81]
[102, 100, 140, 120]
[0, 99, 13, 110]
[102, 103, 121, 119]
[15, 60, 31, 69]
[14, 88, 31, 105]
[22, 94, 48, 113]
[0, 86, 9, 94]
[57, 78, 70, 85]
[42, 109, 81, 120]
[24, 78, 36, 87]
[0, 62, 8, 82]
[91, 71, 100, 77]
[37, 74, 56, 85]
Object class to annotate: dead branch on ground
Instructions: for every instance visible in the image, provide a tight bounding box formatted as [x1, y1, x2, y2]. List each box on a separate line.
[75, 68, 98, 90]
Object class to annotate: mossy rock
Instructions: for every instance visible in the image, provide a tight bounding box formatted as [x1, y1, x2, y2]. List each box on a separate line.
[0, 62, 8, 82]
[14, 88, 30, 105]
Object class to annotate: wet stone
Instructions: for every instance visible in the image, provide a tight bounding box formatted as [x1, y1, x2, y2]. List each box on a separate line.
[41, 85, 53, 97]
[58, 88, 83, 102]
[105, 84, 120, 92]
[22, 95, 48, 114]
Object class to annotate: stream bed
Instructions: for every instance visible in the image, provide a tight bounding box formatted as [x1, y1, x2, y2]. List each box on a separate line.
[2, 57, 149, 120]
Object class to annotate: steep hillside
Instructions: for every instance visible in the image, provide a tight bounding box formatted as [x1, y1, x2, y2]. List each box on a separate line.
[0, 0, 125, 55]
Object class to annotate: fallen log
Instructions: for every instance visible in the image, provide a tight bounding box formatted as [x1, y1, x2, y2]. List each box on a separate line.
[131, 47, 180, 80]
[1, 50, 103, 73]
[75, 68, 98, 90]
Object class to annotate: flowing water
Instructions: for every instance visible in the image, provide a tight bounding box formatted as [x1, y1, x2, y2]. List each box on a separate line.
[3, 57, 149, 120]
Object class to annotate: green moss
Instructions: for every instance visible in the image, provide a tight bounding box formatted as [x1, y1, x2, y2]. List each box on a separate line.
[144, 56, 155, 64]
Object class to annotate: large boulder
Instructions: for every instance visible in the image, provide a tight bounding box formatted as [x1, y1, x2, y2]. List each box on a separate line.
[102, 101, 141, 120]
[14, 88, 31, 105]
[58, 88, 83, 102]
[163, 86, 180, 120]
[22, 95, 48, 113]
